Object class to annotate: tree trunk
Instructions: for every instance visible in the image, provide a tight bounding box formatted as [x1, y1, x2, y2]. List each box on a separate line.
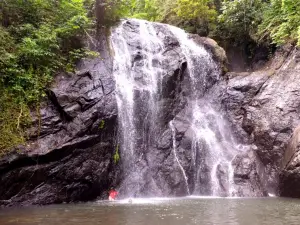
[95, 0, 106, 28]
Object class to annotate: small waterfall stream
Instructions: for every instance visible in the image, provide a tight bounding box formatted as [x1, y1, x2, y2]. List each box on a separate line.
[167, 25, 237, 196]
[169, 120, 190, 195]
[111, 19, 247, 197]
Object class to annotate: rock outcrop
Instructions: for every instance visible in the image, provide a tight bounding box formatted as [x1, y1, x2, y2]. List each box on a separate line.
[280, 126, 300, 197]
[0, 33, 120, 207]
[211, 44, 300, 195]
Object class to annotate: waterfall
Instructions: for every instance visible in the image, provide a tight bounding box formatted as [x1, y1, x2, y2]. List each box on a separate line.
[111, 19, 246, 197]
[111, 19, 166, 197]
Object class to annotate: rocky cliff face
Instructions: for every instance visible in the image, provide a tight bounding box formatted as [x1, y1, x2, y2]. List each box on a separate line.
[0, 32, 120, 207]
[0, 20, 299, 207]
[211, 44, 300, 195]
[280, 126, 300, 197]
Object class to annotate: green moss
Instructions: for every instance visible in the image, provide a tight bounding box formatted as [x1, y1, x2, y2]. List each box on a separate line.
[99, 120, 105, 129]
[113, 144, 120, 164]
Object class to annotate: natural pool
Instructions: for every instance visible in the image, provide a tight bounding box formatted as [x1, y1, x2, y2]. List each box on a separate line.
[1, 197, 300, 225]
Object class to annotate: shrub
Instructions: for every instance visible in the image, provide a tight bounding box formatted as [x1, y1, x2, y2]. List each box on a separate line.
[216, 0, 265, 44]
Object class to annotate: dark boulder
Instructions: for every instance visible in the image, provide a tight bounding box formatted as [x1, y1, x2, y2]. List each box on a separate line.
[0, 141, 117, 206]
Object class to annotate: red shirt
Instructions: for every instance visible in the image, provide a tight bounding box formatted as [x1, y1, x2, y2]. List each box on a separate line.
[109, 190, 118, 199]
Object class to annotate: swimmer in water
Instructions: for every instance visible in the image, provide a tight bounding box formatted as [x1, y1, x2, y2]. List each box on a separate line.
[108, 188, 118, 201]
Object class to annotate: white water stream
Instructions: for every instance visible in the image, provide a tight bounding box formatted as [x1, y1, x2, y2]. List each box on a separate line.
[169, 120, 190, 195]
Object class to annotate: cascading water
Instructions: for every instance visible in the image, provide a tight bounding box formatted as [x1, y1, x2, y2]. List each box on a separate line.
[167, 25, 249, 196]
[169, 120, 190, 195]
[111, 19, 166, 197]
[111, 19, 248, 198]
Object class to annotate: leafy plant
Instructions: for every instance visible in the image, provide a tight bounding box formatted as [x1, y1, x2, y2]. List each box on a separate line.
[216, 0, 265, 44]
[258, 0, 300, 46]
[0, 88, 31, 156]
[174, 0, 217, 35]
[0, 0, 93, 153]
[128, 0, 159, 21]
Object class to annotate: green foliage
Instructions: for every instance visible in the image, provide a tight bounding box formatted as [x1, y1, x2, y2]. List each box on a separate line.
[258, 0, 300, 46]
[99, 120, 105, 129]
[121, 0, 217, 35]
[0, 0, 92, 152]
[113, 145, 120, 164]
[216, 0, 265, 44]
[298, 27, 300, 46]
[128, 0, 159, 21]
[0, 88, 31, 156]
[174, 0, 217, 34]
[154, 0, 178, 23]
[216, 0, 299, 46]
[121, 0, 299, 47]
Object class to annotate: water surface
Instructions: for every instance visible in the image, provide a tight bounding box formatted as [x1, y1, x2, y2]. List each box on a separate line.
[1, 197, 299, 225]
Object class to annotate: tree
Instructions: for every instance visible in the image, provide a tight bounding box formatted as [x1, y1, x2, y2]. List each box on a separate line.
[217, 0, 265, 44]
[258, 0, 300, 45]
[95, 0, 131, 26]
[124, 0, 159, 21]
[174, 0, 217, 35]
[155, 0, 177, 22]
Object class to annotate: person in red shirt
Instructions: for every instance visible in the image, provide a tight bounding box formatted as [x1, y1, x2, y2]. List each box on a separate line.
[108, 188, 118, 201]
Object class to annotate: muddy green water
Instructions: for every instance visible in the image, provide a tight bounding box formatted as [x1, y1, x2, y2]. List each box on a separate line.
[1, 197, 300, 225]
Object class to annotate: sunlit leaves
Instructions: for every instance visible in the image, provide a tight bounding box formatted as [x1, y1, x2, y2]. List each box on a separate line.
[128, 0, 159, 21]
[0, 0, 92, 151]
[258, 0, 300, 45]
[175, 0, 216, 21]
[217, 0, 265, 43]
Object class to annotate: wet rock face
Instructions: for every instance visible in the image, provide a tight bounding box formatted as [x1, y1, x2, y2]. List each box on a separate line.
[0, 34, 120, 207]
[232, 152, 267, 197]
[212, 45, 300, 195]
[118, 36, 300, 197]
[280, 126, 300, 197]
[0, 142, 117, 206]
[114, 20, 267, 198]
[0, 19, 266, 206]
[112, 19, 258, 198]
